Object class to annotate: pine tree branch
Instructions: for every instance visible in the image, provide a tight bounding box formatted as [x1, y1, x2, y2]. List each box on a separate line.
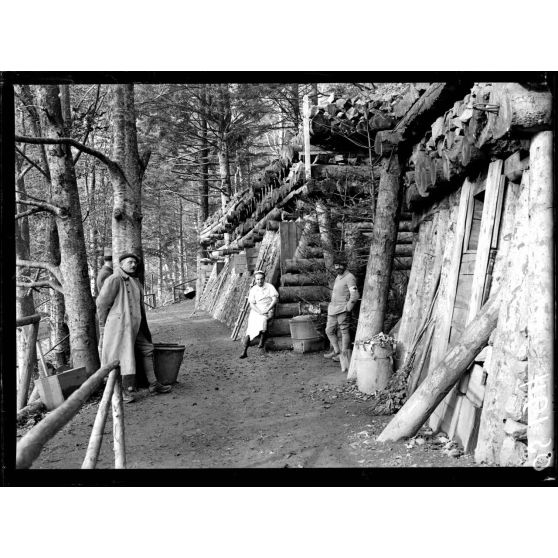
[16, 259, 63, 285]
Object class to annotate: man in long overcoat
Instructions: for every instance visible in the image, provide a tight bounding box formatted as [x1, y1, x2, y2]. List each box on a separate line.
[97, 253, 171, 402]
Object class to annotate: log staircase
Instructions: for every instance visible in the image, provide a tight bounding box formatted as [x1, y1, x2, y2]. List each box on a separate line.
[265, 213, 416, 351]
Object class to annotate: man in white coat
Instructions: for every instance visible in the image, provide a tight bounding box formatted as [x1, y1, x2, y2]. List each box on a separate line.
[240, 270, 279, 358]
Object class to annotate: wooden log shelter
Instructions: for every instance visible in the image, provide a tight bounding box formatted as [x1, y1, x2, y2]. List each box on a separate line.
[196, 80, 553, 467]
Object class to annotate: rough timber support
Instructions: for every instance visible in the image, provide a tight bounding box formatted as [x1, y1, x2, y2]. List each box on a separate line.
[526, 131, 554, 469]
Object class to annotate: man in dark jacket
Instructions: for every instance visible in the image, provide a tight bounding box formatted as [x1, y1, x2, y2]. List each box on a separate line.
[96, 248, 114, 293]
[97, 253, 171, 403]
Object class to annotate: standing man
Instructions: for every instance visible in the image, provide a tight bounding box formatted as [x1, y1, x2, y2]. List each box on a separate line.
[96, 247, 114, 293]
[97, 253, 171, 402]
[240, 270, 279, 358]
[324, 258, 360, 362]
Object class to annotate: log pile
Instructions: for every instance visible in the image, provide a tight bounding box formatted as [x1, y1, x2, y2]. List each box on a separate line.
[404, 82, 552, 208]
[292, 85, 431, 149]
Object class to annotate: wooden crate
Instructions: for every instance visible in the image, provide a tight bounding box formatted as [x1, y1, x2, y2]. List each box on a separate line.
[35, 366, 88, 411]
[292, 338, 326, 354]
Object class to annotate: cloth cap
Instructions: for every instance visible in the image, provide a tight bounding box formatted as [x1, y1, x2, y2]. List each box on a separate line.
[119, 252, 141, 264]
[254, 270, 265, 277]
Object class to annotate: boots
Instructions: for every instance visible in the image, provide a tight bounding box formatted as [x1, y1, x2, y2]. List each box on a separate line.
[143, 356, 172, 395]
[121, 374, 137, 404]
[239, 335, 250, 358]
[258, 331, 267, 350]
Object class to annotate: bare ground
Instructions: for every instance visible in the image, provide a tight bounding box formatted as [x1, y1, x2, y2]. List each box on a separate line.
[19, 300, 481, 469]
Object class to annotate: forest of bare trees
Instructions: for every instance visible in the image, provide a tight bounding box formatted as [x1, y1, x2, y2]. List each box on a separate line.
[14, 81, 383, 406]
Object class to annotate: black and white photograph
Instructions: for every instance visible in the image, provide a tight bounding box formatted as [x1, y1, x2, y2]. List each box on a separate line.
[3, 75, 554, 475]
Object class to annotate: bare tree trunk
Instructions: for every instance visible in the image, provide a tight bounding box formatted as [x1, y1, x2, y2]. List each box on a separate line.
[178, 198, 185, 285]
[315, 199, 335, 271]
[217, 83, 232, 209]
[15, 157, 36, 384]
[110, 84, 149, 273]
[348, 155, 402, 383]
[290, 84, 300, 128]
[45, 216, 69, 368]
[310, 83, 319, 107]
[36, 85, 99, 375]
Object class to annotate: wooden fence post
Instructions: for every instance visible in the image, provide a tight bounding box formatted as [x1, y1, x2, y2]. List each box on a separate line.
[16, 360, 120, 469]
[112, 369, 126, 469]
[17, 320, 40, 411]
[81, 369, 118, 469]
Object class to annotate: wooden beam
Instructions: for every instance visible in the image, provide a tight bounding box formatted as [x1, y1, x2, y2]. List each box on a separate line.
[16, 360, 120, 469]
[16, 313, 41, 327]
[377, 290, 501, 442]
[467, 160, 504, 323]
[427, 177, 474, 431]
[527, 131, 554, 469]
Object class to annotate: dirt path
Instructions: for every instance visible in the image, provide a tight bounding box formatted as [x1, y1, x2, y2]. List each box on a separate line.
[22, 300, 479, 469]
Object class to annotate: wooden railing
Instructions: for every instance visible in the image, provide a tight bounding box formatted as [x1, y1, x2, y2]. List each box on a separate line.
[16, 360, 124, 470]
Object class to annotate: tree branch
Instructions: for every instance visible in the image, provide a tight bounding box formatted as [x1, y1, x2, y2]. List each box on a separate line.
[14, 134, 128, 184]
[16, 259, 63, 285]
[15, 207, 47, 220]
[15, 198, 66, 217]
[15, 146, 50, 180]
[16, 279, 64, 294]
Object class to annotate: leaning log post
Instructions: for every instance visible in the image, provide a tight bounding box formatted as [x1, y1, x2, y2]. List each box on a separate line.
[377, 291, 501, 442]
[81, 368, 118, 469]
[112, 369, 126, 469]
[527, 131, 554, 469]
[348, 155, 402, 384]
[17, 317, 40, 411]
[16, 360, 120, 469]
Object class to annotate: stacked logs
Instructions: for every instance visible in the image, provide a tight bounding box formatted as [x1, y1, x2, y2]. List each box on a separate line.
[302, 97, 395, 146]
[404, 82, 552, 208]
[200, 162, 307, 249]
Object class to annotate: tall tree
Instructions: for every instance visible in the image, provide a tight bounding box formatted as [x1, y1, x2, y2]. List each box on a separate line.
[110, 84, 151, 266]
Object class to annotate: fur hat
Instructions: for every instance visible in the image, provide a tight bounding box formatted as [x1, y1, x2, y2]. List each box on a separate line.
[118, 252, 141, 264]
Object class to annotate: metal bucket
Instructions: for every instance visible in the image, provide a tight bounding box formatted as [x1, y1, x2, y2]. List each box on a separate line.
[353, 344, 394, 394]
[289, 315, 319, 340]
[153, 343, 185, 385]
[289, 315, 322, 353]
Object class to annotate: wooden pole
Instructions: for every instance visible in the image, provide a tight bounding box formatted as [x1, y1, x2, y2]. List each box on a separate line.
[348, 155, 401, 384]
[527, 131, 554, 469]
[16, 313, 41, 327]
[16, 360, 120, 469]
[17, 320, 39, 412]
[303, 95, 312, 181]
[112, 370, 126, 469]
[315, 199, 335, 270]
[377, 291, 501, 442]
[81, 368, 118, 469]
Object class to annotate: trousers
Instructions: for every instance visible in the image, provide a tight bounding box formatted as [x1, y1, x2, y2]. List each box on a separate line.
[325, 311, 351, 352]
